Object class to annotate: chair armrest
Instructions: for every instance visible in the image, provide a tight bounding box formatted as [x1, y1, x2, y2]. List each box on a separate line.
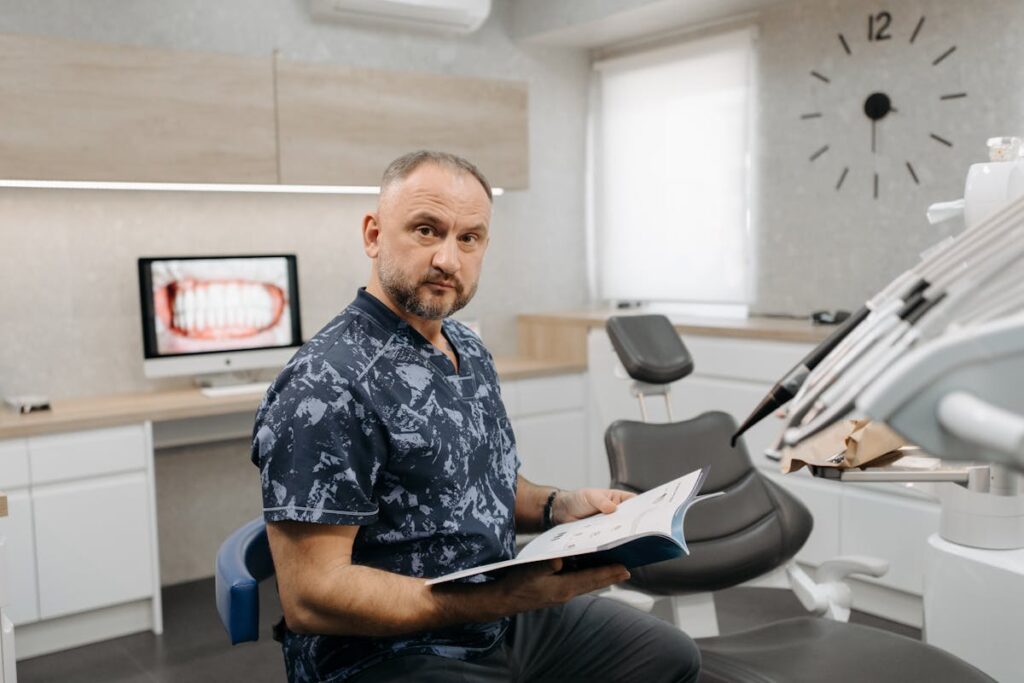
[786, 556, 890, 622]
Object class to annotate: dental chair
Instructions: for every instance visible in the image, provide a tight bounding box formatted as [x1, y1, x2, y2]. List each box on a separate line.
[602, 314, 994, 683]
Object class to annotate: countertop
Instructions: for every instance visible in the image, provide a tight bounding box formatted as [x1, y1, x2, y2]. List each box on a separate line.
[518, 310, 834, 344]
[0, 355, 586, 440]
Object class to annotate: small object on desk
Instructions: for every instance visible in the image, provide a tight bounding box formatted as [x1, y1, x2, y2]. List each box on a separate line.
[0, 492, 7, 518]
[4, 394, 51, 414]
[810, 309, 852, 325]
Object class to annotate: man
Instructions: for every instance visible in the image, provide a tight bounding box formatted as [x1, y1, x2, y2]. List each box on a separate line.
[252, 151, 701, 682]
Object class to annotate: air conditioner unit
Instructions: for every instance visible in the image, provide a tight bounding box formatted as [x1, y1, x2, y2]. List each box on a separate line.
[310, 0, 491, 34]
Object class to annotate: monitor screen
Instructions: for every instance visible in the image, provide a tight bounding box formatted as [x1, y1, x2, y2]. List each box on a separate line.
[138, 255, 302, 360]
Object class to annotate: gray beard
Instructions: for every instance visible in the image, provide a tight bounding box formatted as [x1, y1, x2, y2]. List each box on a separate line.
[377, 253, 476, 320]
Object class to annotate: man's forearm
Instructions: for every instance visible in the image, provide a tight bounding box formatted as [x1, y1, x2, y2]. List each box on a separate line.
[289, 562, 501, 637]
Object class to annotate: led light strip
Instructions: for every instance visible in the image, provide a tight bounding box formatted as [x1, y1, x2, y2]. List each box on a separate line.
[0, 179, 504, 195]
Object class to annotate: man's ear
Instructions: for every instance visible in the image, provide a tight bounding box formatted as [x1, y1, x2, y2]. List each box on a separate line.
[363, 213, 381, 258]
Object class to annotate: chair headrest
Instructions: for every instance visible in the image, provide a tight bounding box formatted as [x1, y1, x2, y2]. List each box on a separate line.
[607, 315, 694, 385]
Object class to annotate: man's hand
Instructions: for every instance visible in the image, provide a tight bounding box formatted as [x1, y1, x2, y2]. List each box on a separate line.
[472, 559, 630, 620]
[553, 488, 636, 525]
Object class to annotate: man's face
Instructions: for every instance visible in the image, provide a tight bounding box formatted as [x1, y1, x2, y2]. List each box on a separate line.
[365, 164, 491, 320]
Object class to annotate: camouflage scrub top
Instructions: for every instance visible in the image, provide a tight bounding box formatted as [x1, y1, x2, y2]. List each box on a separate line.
[251, 288, 519, 682]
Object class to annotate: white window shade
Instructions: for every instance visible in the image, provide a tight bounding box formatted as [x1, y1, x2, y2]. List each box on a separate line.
[593, 28, 755, 304]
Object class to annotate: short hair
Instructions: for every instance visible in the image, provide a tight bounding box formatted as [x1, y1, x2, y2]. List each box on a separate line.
[380, 150, 492, 201]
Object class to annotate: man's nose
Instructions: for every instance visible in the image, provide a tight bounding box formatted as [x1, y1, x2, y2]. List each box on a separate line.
[432, 235, 461, 276]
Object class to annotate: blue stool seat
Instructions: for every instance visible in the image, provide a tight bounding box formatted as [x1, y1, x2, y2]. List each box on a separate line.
[215, 517, 275, 644]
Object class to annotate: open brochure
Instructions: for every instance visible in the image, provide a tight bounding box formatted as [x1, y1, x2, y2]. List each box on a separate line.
[426, 466, 716, 586]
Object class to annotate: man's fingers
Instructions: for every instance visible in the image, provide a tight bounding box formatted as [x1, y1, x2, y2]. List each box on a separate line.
[568, 564, 630, 593]
[585, 565, 631, 592]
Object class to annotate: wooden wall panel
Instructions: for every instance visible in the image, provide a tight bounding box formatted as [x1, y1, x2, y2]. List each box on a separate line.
[275, 60, 528, 189]
[0, 33, 278, 183]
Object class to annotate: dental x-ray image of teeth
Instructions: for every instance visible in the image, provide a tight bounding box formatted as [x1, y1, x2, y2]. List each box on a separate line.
[149, 257, 295, 354]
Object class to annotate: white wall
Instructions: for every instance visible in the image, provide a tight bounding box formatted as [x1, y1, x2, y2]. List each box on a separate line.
[0, 0, 592, 400]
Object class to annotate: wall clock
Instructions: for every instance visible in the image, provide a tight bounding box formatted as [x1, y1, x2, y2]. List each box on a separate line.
[803, 12, 964, 199]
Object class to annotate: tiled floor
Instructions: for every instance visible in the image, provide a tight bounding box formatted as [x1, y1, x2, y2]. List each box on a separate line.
[16, 579, 919, 682]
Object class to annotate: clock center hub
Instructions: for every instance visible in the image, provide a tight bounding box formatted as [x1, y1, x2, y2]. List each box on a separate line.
[864, 92, 892, 121]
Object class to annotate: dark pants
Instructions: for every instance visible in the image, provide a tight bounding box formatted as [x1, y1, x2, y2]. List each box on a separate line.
[351, 595, 701, 682]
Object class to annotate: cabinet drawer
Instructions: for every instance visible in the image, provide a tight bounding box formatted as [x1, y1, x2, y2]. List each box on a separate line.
[0, 440, 30, 490]
[509, 374, 586, 418]
[29, 425, 147, 485]
[33, 472, 154, 619]
[684, 336, 813, 383]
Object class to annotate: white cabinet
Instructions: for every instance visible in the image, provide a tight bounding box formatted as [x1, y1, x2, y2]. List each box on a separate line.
[513, 411, 588, 492]
[0, 490, 38, 625]
[840, 485, 940, 595]
[0, 423, 161, 659]
[504, 373, 589, 491]
[33, 473, 154, 618]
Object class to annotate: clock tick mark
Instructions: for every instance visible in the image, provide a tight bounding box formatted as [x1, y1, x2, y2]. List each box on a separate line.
[910, 16, 925, 44]
[906, 162, 920, 185]
[930, 133, 953, 147]
[809, 145, 830, 161]
[836, 167, 849, 191]
[838, 33, 852, 55]
[932, 45, 957, 66]
[940, 92, 967, 100]
[800, 112, 823, 119]
[810, 70, 831, 84]
[874, 173, 879, 200]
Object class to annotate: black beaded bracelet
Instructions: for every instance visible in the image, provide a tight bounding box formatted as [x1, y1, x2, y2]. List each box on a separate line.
[542, 489, 559, 530]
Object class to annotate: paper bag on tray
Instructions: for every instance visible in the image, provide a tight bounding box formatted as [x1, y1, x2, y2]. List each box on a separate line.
[781, 418, 906, 474]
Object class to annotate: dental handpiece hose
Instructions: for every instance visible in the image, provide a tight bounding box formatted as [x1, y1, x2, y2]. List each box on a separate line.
[730, 305, 869, 446]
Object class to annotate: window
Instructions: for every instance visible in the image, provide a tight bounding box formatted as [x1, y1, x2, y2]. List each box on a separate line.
[589, 27, 756, 308]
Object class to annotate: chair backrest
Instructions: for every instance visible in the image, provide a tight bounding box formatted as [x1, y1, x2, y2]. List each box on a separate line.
[606, 414, 812, 593]
[604, 314, 813, 594]
[606, 315, 694, 385]
[215, 517, 274, 645]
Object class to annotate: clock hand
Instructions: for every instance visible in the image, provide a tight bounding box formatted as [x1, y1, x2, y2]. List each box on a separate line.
[872, 119, 877, 153]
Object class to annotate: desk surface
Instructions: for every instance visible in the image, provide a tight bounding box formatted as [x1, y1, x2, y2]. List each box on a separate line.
[0, 355, 585, 440]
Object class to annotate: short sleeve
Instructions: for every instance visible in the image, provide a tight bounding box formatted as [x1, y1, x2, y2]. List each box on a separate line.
[252, 357, 386, 525]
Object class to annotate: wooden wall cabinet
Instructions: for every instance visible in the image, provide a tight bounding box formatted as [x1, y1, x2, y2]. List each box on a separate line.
[0, 32, 529, 188]
[0, 33, 278, 183]
[275, 59, 529, 189]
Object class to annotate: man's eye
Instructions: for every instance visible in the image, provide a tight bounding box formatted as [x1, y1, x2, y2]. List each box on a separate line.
[416, 225, 435, 237]
[461, 233, 481, 244]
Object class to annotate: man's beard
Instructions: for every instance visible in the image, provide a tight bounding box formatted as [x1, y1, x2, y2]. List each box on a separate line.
[377, 252, 477, 320]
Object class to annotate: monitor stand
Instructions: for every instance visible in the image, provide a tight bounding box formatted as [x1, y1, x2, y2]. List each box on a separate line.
[195, 372, 271, 398]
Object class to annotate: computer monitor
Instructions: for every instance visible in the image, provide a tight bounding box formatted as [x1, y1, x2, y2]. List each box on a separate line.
[138, 255, 303, 381]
